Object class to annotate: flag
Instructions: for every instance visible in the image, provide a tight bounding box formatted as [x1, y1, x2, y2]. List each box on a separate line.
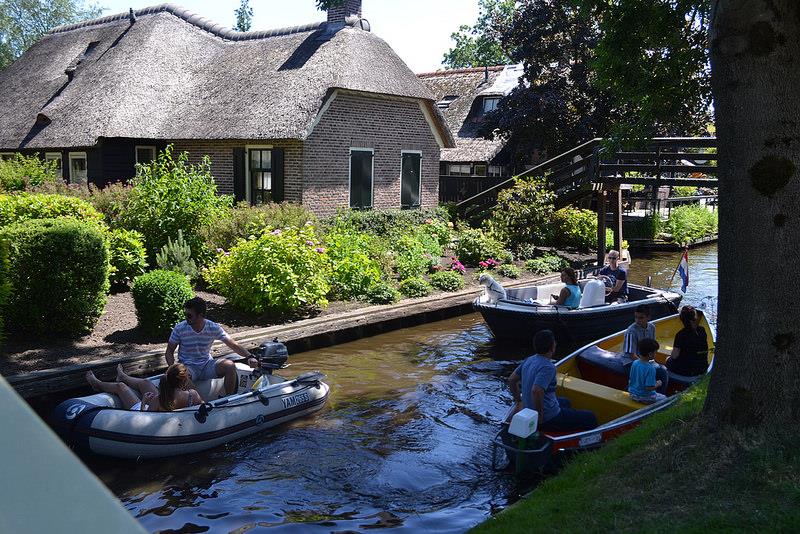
[677, 249, 689, 292]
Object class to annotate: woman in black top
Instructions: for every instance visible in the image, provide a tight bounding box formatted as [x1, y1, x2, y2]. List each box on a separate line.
[666, 306, 709, 376]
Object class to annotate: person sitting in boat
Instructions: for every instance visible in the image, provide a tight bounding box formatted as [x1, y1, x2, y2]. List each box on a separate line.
[628, 338, 667, 404]
[623, 305, 668, 393]
[596, 250, 627, 303]
[666, 305, 709, 376]
[508, 329, 598, 432]
[166, 297, 257, 396]
[84, 363, 201, 411]
[551, 268, 582, 309]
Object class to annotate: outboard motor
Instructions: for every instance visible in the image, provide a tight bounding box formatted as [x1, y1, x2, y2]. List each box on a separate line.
[254, 338, 289, 374]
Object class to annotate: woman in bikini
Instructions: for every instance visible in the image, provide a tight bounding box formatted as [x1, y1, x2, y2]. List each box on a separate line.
[85, 363, 203, 411]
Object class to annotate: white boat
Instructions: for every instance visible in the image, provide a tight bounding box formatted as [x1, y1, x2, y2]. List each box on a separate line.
[51, 341, 329, 459]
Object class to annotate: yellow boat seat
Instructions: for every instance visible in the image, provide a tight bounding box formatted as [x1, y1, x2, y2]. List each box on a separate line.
[556, 373, 643, 424]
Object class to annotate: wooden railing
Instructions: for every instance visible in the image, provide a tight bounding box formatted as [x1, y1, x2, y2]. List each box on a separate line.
[438, 175, 507, 204]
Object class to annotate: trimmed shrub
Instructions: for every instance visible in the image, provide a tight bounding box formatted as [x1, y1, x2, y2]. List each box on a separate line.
[485, 177, 556, 248]
[551, 207, 599, 251]
[205, 226, 330, 314]
[156, 230, 198, 279]
[325, 229, 382, 301]
[108, 228, 148, 288]
[429, 270, 465, 292]
[455, 227, 505, 267]
[399, 276, 432, 298]
[1, 218, 109, 337]
[365, 279, 401, 305]
[624, 214, 662, 240]
[525, 254, 569, 275]
[0, 192, 105, 229]
[121, 145, 232, 263]
[202, 201, 317, 253]
[329, 207, 449, 240]
[0, 153, 60, 192]
[132, 270, 194, 336]
[498, 263, 521, 279]
[665, 205, 718, 245]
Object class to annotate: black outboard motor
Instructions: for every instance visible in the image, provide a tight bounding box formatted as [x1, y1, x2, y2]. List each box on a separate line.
[254, 338, 289, 374]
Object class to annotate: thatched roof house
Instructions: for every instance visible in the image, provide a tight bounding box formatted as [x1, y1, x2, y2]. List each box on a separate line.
[418, 65, 522, 183]
[0, 1, 453, 214]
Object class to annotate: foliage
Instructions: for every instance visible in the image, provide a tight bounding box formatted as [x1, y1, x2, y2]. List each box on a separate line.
[485, 177, 556, 248]
[0, 192, 105, 229]
[392, 227, 443, 280]
[624, 214, 662, 240]
[0, 153, 60, 191]
[233, 0, 252, 32]
[429, 270, 465, 292]
[0, 0, 103, 70]
[85, 182, 132, 228]
[525, 254, 569, 274]
[364, 279, 400, 305]
[0, 239, 9, 340]
[156, 229, 198, 279]
[329, 207, 449, 241]
[448, 257, 466, 274]
[315, 0, 342, 9]
[121, 145, 232, 264]
[107, 228, 147, 288]
[442, 0, 514, 68]
[496, 249, 514, 264]
[664, 205, 717, 245]
[551, 207, 598, 251]
[1, 218, 109, 337]
[671, 186, 698, 197]
[479, 258, 501, 270]
[205, 226, 330, 314]
[202, 201, 317, 253]
[455, 227, 506, 267]
[498, 263, 521, 279]
[325, 229, 382, 301]
[398, 276, 432, 298]
[131, 270, 194, 336]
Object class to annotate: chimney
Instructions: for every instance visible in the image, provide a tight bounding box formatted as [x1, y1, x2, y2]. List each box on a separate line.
[327, 0, 362, 26]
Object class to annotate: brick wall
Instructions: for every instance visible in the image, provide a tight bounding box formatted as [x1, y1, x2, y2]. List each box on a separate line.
[303, 92, 441, 217]
[172, 139, 303, 202]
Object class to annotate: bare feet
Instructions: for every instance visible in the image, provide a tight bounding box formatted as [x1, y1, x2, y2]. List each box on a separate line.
[116, 364, 126, 382]
[86, 371, 101, 391]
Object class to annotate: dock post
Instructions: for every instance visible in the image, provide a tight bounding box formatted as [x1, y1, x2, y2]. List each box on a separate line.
[596, 189, 607, 266]
[613, 187, 623, 252]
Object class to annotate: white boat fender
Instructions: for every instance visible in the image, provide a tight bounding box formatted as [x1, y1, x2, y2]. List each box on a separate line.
[509, 408, 538, 438]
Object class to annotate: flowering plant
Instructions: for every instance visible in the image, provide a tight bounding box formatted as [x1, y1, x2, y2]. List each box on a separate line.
[448, 257, 466, 275]
[478, 258, 501, 270]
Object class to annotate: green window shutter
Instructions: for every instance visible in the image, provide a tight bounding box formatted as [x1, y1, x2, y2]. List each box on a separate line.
[233, 147, 246, 203]
[271, 148, 284, 203]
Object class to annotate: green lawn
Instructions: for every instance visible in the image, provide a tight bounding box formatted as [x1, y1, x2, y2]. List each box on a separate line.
[472, 379, 800, 533]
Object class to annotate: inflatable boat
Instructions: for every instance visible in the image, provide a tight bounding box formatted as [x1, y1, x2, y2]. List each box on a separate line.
[52, 341, 329, 459]
[474, 276, 682, 346]
[492, 312, 714, 473]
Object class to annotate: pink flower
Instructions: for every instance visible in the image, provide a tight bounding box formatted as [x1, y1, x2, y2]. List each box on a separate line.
[271, 229, 282, 235]
[216, 248, 224, 253]
[315, 247, 326, 254]
[306, 240, 315, 246]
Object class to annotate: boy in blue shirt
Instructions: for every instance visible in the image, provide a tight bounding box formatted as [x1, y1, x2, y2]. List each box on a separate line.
[628, 338, 667, 404]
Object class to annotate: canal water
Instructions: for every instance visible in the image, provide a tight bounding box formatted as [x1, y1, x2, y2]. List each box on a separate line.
[87, 244, 718, 534]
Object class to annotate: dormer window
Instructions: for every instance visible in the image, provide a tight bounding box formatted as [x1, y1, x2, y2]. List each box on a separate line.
[482, 97, 500, 114]
[437, 95, 459, 110]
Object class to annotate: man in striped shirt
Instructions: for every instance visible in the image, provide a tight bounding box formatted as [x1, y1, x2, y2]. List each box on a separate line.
[623, 305, 668, 394]
[165, 297, 256, 395]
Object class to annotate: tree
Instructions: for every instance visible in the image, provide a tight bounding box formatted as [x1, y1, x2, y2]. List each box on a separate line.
[315, 0, 343, 10]
[233, 0, 252, 32]
[442, 0, 514, 69]
[0, 0, 102, 71]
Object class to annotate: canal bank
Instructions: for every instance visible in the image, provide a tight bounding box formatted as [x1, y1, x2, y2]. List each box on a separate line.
[76, 244, 718, 533]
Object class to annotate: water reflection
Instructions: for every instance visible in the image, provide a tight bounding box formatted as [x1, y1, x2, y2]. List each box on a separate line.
[87, 245, 717, 533]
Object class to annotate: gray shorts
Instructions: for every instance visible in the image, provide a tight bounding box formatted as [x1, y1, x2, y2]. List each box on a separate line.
[185, 359, 219, 382]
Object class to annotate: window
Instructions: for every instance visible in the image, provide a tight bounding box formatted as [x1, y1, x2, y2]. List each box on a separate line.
[474, 164, 487, 177]
[135, 146, 156, 165]
[482, 97, 500, 114]
[401, 151, 422, 208]
[349, 148, 374, 209]
[436, 95, 459, 110]
[0, 153, 14, 161]
[248, 148, 272, 205]
[45, 152, 62, 178]
[68, 152, 88, 185]
[488, 165, 504, 177]
[448, 163, 471, 176]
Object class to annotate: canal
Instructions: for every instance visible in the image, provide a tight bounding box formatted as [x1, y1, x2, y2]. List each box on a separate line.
[87, 244, 718, 533]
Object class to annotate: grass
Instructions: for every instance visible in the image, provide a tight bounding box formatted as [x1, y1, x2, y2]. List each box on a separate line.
[472, 378, 800, 533]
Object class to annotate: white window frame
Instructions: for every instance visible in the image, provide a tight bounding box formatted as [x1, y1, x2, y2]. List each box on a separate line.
[68, 151, 88, 185]
[348, 147, 374, 209]
[488, 165, 504, 177]
[400, 150, 423, 208]
[244, 144, 273, 204]
[45, 152, 62, 178]
[448, 163, 471, 176]
[134, 145, 156, 165]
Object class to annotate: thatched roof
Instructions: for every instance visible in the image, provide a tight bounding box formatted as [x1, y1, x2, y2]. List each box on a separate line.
[0, 4, 453, 149]
[418, 66, 510, 163]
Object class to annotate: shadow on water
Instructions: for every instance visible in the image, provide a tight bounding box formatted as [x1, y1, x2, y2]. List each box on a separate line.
[80, 245, 717, 533]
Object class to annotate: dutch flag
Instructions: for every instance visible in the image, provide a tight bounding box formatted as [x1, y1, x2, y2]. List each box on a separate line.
[677, 250, 689, 293]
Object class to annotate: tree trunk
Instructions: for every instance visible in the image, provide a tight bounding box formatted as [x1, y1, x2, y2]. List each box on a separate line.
[705, 0, 800, 426]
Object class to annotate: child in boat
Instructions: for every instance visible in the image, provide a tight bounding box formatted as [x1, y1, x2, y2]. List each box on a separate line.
[85, 363, 202, 411]
[628, 338, 666, 404]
